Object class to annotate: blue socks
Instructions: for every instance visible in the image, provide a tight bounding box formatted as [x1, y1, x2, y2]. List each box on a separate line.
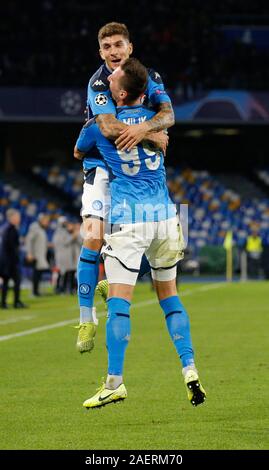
[160, 296, 194, 368]
[77, 246, 99, 323]
[106, 297, 131, 376]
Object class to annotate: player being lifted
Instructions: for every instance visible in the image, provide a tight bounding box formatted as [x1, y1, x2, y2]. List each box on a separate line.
[75, 58, 206, 408]
[75, 23, 174, 353]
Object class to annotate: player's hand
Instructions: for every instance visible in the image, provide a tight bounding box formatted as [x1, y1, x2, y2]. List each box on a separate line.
[115, 122, 150, 151]
[148, 131, 169, 155]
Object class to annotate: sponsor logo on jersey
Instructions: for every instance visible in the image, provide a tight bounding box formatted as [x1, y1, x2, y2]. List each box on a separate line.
[92, 200, 103, 211]
[155, 89, 166, 95]
[94, 93, 108, 106]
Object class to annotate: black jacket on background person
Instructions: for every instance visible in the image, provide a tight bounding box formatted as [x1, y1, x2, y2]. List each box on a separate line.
[0, 221, 25, 308]
[0, 222, 20, 278]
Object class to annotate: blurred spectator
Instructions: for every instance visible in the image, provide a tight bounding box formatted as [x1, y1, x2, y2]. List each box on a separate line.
[66, 221, 82, 293]
[261, 232, 269, 280]
[25, 213, 50, 296]
[0, 209, 26, 309]
[246, 227, 263, 279]
[52, 218, 81, 294]
[52, 216, 69, 293]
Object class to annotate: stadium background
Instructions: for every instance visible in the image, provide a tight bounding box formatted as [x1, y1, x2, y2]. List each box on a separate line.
[0, 0, 269, 451]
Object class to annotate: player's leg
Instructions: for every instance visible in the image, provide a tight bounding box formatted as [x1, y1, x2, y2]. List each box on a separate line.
[76, 167, 109, 353]
[153, 273, 206, 406]
[76, 216, 103, 353]
[83, 257, 137, 409]
[147, 217, 206, 406]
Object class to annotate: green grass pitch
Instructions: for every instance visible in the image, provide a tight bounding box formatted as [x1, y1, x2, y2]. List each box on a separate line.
[0, 281, 268, 450]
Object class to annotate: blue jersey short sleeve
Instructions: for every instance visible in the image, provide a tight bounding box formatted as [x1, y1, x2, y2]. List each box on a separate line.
[146, 68, 172, 107]
[76, 119, 97, 153]
[76, 119, 107, 171]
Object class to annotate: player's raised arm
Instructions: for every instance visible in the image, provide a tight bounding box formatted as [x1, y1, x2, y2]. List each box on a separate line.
[115, 68, 175, 151]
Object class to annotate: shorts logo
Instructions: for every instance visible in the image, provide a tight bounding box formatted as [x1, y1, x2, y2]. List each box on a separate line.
[79, 284, 90, 295]
[94, 94, 108, 106]
[92, 200, 103, 211]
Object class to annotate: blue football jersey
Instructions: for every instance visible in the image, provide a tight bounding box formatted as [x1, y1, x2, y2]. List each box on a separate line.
[87, 64, 171, 116]
[84, 64, 172, 171]
[76, 105, 176, 224]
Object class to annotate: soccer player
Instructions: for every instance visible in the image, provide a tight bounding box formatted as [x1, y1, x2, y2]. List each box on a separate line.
[75, 22, 174, 354]
[75, 58, 206, 408]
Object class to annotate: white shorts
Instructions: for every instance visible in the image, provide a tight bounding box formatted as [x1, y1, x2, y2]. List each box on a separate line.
[81, 167, 110, 220]
[105, 256, 178, 285]
[102, 216, 185, 285]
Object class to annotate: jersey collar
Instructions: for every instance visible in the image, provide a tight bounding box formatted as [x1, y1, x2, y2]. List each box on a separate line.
[103, 63, 113, 75]
[117, 104, 143, 111]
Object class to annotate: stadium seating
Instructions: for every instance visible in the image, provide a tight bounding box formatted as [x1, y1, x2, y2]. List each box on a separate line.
[0, 180, 71, 241]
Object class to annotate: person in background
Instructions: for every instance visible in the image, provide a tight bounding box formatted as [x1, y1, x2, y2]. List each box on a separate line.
[53, 218, 82, 294]
[246, 226, 263, 279]
[25, 213, 50, 296]
[69, 221, 83, 293]
[0, 209, 26, 309]
[52, 216, 69, 293]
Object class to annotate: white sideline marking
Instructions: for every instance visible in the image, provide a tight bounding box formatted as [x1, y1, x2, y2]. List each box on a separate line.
[0, 283, 226, 342]
[0, 315, 35, 326]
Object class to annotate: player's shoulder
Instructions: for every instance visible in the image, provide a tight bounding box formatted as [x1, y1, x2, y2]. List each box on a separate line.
[89, 64, 109, 92]
[83, 117, 96, 129]
[147, 67, 163, 84]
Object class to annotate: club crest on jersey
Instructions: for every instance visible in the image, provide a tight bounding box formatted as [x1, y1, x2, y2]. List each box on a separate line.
[95, 93, 108, 106]
[92, 200, 103, 211]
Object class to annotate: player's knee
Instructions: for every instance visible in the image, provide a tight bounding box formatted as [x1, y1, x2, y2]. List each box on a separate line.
[82, 217, 104, 247]
[83, 237, 103, 251]
[153, 272, 177, 300]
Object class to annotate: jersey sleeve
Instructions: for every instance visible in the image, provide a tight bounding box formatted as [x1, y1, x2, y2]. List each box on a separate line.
[76, 119, 98, 153]
[146, 69, 172, 107]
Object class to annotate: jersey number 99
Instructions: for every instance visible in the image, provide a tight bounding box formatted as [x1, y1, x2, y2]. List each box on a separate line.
[117, 146, 161, 176]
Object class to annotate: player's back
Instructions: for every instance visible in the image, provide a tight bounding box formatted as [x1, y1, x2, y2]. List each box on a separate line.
[94, 105, 176, 224]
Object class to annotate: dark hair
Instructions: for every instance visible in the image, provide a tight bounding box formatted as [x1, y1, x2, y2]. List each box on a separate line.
[120, 58, 148, 104]
[98, 22, 130, 43]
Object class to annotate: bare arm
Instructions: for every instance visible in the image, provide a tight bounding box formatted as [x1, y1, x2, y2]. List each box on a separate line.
[143, 102, 175, 132]
[95, 114, 127, 140]
[145, 131, 169, 155]
[115, 102, 175, 151]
